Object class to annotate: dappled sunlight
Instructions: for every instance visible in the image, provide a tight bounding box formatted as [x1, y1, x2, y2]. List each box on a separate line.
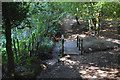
[64, 59, 78, 65]
[79, 65, 120, 79]
[40, 64, 47, 70]
[60, 48, 120, 79]
[99, 36, 120, 44]
[60, 56, 80, 66]
[106, 38, 120, 44]
[105, 18, 113, 21]
[60, 53, 120, 79]
[100, 28, 120, 39]
[109, 51, 120, 55]
[65, 34, 87, 41]
[59, 55, 71, 61]
[79, 34, 87, 38]
[72, 19, 77, 22]
[99, 36, 105, 39]
[109, 24, 113, 27]
[102, 29, 117, 32]
[2, 2, 120, 79]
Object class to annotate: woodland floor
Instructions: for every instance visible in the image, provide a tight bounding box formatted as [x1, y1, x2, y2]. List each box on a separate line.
[36, 19, 120, 79]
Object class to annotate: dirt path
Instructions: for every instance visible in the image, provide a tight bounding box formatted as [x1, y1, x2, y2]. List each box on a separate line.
[36, 19, 120, 79]
[37, 49, 120, 79]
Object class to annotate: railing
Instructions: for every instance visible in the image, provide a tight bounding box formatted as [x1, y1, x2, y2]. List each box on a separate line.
[77, 36, 83, 55]
[60, 35, 83, 55]
[61, 34, 64, 56]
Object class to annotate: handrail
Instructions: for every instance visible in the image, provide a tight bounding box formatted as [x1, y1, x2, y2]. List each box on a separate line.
[77, 36, 83, 55]
[61, 34, 64, 56]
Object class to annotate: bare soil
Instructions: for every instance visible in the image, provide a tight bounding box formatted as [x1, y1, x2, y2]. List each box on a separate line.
[36, 19, 120, 80]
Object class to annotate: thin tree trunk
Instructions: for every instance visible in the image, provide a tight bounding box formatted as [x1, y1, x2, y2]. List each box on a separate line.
[118, 26, 120, 34]
[88, 19, 92, 32]
[97, 17, 101, 36]
[31, 34, 35, 56]
[36, 42, 40, 51]
[99, 15, 102, 35]
[32, 40, 34, 56]
[16, 38, 20, 55]
[75, 15, 80, 25]
[96, 13, 101, 36]
[13, 39, 18, 62]
[5, 19, 14, 77]
[95, 17, 98, 35]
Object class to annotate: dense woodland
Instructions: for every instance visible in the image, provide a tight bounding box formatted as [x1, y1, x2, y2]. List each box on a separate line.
[1, 2, 120, 79]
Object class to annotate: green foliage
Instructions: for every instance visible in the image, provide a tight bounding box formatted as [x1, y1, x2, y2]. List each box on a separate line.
[101, 2, 120, 18]
[2, 2, 65, 67]
[2, 2, 29, 28]
[2, 2, 120, 77]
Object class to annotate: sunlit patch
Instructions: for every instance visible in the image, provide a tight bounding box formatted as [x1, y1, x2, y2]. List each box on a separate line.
[65, 60, 77, 65]
[40, 64, 47, 70]
[88, 48, 92, 51]
[89, 66, 99, 70]
[115, 34, 120, 36]
[59, 55, 71, 61]
[72, 19, 77, 22]
[99, 36, 105, 39]
[79, 65, 119, 79]
[59, 57, 68, 62]
[66, 34, 88, 41]
[89, 63, 95, 65]
[65, 55, 71, 58]
[79, 70, 87, 74]
[97, 70, 105, 73]
[102, 29, 117, 32]
[69, 65, 73, 68]
[109, 52, 120, 55]
[102, 30, 107, 32]
[110, 25, 113, 27]
[106, 38, 120, 44]
[61, 57, 80, 66]
[105, 18, 112, 21]
[99, 36, 120, 44]
[79, 34, 87, 38]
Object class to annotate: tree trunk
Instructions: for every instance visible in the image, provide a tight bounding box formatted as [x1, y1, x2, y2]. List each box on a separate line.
[96, 13, 101, 36]
[88, 19, 92, 32]
[28, 42, 31, 57]
[118, 26, 120, 34]
[5, 19, 15, 77]
[13, 39, 18, 62]
[75, 15, 80, 25]
[16, 38, 20, 55]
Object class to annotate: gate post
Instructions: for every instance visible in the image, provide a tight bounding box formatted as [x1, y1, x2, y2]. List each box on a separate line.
[80, 39, 83, 55]
[77, 36, 84, 55]
[79, 38, 81, 50]
[77, 36, 79, 47]
[61, 35, 64, 56]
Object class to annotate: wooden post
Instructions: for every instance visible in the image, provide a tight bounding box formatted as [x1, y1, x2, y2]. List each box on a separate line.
[80, 39, 83, 55]
[77, 36, 84, 55]
[79, 37, 80, 50]
[77, 36, 79, 47]
[61, 35, 64, 56]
